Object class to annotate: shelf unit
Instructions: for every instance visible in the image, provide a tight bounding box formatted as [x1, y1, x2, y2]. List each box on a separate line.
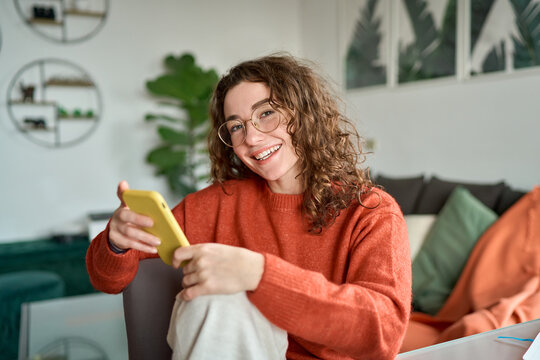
[7, 59, 102, 148]
[14, 0, 109, 43]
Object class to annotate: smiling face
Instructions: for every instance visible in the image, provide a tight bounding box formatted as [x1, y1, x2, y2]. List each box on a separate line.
[223, 81, 302, 194]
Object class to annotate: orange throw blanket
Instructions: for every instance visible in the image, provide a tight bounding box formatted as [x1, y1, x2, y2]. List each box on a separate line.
[401, 186, 540, 352]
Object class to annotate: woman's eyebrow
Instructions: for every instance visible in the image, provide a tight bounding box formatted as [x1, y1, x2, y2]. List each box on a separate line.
[225, 98, 270, 122]
[251, 98, 270, 110]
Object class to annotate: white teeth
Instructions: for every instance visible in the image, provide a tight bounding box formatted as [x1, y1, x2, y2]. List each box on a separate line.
[254, 145, 281, 160]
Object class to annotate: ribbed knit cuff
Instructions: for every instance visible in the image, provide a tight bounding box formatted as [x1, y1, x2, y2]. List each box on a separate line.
[108, 238, 128, 254]
[92, 226, 139, 279]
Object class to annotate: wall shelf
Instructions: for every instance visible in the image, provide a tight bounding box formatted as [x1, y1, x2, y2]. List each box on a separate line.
[7, 58, 102, 148]
[14, 0, 109, 43]
[21, 127, 56, 132]
[45, 78, 94, 87]
[58, 116, 97, 120]
[27, 18, 64, 26]
[9, 100, 57, 106]
[64, 9, 106, 18]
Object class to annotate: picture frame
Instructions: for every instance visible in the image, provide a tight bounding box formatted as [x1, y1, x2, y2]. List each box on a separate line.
[340, 0, 540, 91]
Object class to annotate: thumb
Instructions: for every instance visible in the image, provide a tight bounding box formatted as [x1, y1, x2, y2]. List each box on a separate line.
[172, 245, 194, 269]
[117, 180, 130, 207]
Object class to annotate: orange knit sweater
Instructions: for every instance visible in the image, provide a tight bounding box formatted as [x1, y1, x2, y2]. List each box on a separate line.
[86, 177, 411, 359]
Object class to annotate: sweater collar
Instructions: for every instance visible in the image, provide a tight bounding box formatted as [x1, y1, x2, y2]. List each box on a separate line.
[259, 178, 304, 212]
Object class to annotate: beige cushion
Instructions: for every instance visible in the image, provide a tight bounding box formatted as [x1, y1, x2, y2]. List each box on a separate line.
[405, 214, 437, 260]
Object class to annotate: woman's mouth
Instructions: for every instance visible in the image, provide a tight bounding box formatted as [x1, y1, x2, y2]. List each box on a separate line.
[254, 145, 281, 161]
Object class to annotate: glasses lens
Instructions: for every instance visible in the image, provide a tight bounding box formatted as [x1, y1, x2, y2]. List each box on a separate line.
[218, 120, 244, 147]
[253, 104, 281, 132]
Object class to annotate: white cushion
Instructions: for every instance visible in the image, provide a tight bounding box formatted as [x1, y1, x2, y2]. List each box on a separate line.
[404, 214, 437, 260]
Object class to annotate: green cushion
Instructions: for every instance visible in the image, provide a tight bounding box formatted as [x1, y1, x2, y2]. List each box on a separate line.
[412, 186, 498, 315]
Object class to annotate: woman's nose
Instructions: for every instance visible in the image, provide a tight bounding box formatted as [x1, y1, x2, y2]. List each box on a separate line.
[244, 121, 264, 145]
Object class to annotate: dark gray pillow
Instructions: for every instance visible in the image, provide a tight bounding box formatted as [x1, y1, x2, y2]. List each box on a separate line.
[375, 174, 425, 215]
[414, 176, 505, 214]
[495, 185, 526, 215]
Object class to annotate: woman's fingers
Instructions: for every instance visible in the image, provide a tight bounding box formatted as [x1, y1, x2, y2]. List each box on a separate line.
[109, 228, 159, 254]
[117, 207, 153, 228]
[118, 222, 160, 246]
[178, 284, 212, 301]
[172, 245, 195, 269]
[108, 206, 159, 253]
[172, 244, 264, 301]
[108, 180, 162, 254]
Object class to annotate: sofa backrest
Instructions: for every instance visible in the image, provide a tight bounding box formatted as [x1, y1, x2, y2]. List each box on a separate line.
[375, 174, 526, 216]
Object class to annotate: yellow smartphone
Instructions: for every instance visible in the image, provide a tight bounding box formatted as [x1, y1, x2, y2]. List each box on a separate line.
[122, 189, 189, 265]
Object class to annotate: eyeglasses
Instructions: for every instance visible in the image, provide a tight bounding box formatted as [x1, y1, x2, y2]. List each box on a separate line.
[218, 102, 284, 147]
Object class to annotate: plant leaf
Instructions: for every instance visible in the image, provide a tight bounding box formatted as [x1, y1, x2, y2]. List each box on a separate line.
[197, 174, 210, 183]
[145, 52, 218, 197]
[510, 0, 540, 68]
[157, 126, 191, 145]
[346, 0, 386, 88]
[482, 41, 506, 72]
[195, 131, 209, 143]
[471, 0, 496, 51]
[185, 102, 210, 127]
[399, 0, 457, 82]
[165, 53, 196, 73]
[146, 74, 192, 102]
[145, 113, 181, 123]
[146, 146, 186, 169]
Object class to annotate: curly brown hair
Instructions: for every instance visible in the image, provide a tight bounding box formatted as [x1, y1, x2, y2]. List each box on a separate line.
[208, 54, 374, 233]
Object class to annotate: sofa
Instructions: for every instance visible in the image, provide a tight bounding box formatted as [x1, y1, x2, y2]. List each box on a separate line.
[375, 174, 539, 351]
[122, 174, 535, 358]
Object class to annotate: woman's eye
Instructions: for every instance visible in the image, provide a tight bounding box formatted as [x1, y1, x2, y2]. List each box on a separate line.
[229, 123, 244, 133]
[260, 110, 274, 118]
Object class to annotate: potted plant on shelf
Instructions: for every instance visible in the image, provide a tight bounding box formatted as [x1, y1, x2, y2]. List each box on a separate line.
[145, 53, 219, 198]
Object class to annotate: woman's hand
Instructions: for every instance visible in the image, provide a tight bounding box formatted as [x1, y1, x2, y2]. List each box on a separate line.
[108, 180, 161, 254]
[172, 243, 264, 301]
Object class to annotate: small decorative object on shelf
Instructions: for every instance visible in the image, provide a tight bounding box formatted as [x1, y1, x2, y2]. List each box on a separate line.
[23, 117, 47, 130]
[57, 106, 68, 117]
[20, 82, 36, 102]
[32, 6, 56, 20]
[14, 0, 109, 43]
[7, 58, 102, 148]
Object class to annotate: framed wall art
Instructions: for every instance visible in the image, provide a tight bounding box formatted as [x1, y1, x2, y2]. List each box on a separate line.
[341, 0, 540, 91]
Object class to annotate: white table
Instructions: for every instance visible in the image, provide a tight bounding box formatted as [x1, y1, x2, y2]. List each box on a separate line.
[398, 319, 540, 360]
[19, 293, 128, 360]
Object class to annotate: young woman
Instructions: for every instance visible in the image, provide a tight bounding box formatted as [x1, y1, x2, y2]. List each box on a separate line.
[87, 54, 411, 359]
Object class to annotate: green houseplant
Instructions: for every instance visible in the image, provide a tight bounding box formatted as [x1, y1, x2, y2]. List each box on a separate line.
[145, 53, 219, 198]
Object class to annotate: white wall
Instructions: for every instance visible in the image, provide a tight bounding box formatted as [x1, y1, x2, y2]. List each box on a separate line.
[2, 0, 539, 243]
[300, 0, 540, 191]
[0, 0, 302, 242]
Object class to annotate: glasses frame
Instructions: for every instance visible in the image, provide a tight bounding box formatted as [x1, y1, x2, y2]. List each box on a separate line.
[217, 102, 284, 148]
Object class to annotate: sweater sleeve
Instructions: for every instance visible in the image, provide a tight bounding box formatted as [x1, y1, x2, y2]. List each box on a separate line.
[86, 200, 188, 294]
[247, 212, 412, 360]
[86, 224, 145, 294]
